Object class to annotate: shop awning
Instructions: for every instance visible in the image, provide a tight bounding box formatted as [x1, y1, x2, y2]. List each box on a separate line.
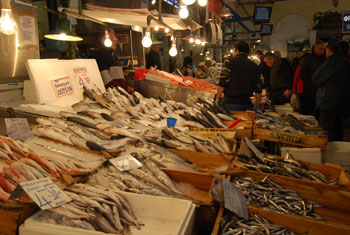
[59, 4, 202, 31]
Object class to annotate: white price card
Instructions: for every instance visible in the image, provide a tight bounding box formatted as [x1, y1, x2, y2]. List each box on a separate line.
[19, 178, 71, 210]
[223, 177, 248, 219]
[50, 77, 74, 98]
[109, 155, 142, 171]
[72, 66, 91, 88]
[5, 118, 33, 142]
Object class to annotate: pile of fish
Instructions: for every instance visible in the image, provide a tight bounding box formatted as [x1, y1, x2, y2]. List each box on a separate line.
[0, 136, 91, 202]
[232, 176, 324, 220]
[36, 184, 142, 234]
[220, 212, 303, 235]
[144, 127, 233, 153]
[236, 154, 336, 185]
[88, 153, 189, 200]
[255, 111, 326, 136]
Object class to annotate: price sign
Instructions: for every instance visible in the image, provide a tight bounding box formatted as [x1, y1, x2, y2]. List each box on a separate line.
[72, 66, 90, 88]
[5, 118, 33, 142]
[50, 77, 74, 98]
[343, 12, 350, 33]
[223, 177, 248, 219]
[10, 178, 71, 210]
[109, 155, 142, 171]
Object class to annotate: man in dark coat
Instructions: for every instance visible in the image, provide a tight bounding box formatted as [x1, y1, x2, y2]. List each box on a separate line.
[146, 45, 162, 69]
[264, 52, 293, 105]
[256, 50, 270, 89]
[313, 39, 349, 141]
[299, 41, 326, 115]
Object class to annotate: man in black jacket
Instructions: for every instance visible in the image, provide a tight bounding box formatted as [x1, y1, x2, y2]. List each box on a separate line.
[256, 50, 270, 89]
[216, 41, 262, 111]
[264, 52, 293, 105]
[313, 39, 348, 141]
[299, 41, 326, 115]
[146, 45, 162, 69]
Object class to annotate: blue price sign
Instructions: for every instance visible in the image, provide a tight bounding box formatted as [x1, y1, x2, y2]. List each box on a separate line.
[343, 13, 350, 33]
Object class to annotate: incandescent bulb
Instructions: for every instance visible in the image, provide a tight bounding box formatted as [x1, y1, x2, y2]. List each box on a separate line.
[169, 44, 177, 57]
[197, 0, 208, 7]
[182, 0, 196, 5]
[189, 37, 194, 43]
[0, 8, 17, 35]
[59, 33, 69, 41]
[165, 28, 169, 33]
[142, 31, 152, 48]
[104, 30, 112, 47]
[179, 6, 189, 19]
[151, 0, 156, 5]
[134, 25, 140, 31]
[195, 39, 201, 45]
[154, 26, 159, 31]
[171, 35, 174, 41]
[201, 41, 205, 46]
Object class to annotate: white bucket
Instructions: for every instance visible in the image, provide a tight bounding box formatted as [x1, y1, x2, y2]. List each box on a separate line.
[322, 142, 350, 173]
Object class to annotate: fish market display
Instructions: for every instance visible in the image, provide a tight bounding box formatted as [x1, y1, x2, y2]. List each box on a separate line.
[36, 184, 142, 234]
[255, 111, 326, 136]
[220, 212, 303, 235]
[232, 176, 324, 220]
[236, 154, 336, 185]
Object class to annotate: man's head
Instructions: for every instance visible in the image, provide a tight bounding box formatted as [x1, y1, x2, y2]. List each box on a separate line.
[326, 39, 341, 58]
[296, 50, 303, 58]
[233, 41, 250, 56]
[256, 50, 264, 60]
[264, 52, 276, 68]
[313, 40, 325, 56]
[151, 44, 160, 53]
[274, 50, 281, 60]
[100, 28, 117, 50]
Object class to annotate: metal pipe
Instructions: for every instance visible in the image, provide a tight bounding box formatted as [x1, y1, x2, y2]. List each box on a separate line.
[158, 0, 162, 22]
[129, 28, 134, 69]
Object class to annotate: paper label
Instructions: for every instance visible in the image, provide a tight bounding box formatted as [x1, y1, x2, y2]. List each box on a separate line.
[16, 178, 71, 210]
[223, 177, 248, 219]
[19, 15, 37, 46]
[5, 118, 33, 142]
[50, 77, 74, 98]
[72, 66, 91, 88]
[109, 155, 142, 171]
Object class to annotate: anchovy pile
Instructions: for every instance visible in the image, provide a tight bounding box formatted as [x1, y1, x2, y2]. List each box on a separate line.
[237, 155, 336, 185]
[144, 127, 232, 153]
[233, 177, 324, 220]
[255, 112, 326, 136]
[88, 153, 189, 200]
[36, 184, 142, 234]
[220, 212, 303, 235]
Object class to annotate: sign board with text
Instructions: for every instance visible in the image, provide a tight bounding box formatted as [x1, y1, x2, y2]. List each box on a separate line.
[343, 13, 350, 33]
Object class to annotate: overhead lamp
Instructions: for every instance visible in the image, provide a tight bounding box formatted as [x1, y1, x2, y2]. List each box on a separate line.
[151, 0, 156, 4]
[195, 38, 201, 45]
[200, 52, 203, 56]
[257, 39, 261, 43]
[201, 41, 206, 46]
[44, 16, 83, 41]
[182, 0, 196, 5]
[189, 37, 194, 43]
[169, 40, 177, 57]
[170, 35, 174, 41]
[179, 6, 189, 19]
[165, 28, 169, 33]
[0, 0, 17, 35]
[154, 26, 159, 31]
[197, 0, 208, 7]
[103, 29, 112, 47]
[142, 26, 152, 48]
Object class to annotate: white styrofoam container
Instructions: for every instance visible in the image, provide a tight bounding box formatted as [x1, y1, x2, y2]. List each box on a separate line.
[19, 192, 195, 235]
[281, 147, 322, 164]
[275, 104, 293, 114]
[322, 142, 350, 173]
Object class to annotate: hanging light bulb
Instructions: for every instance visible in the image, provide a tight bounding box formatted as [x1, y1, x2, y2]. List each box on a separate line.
[104, 29, 112, 47]
[182, 0, 196, 5]
[142, 26, 152, 48]
[154, 26, 159, 31]
[169, 43, 177, 57]
[134, 25, 140, 31]
[195, 38, 201, 45]
[200, 52, 203, 56]
[201, 41, 206, 46]
[189, 37, 194, 43]
[0, 3, 17, 35]
[151, 0, 156, 5]
[165, 28, 169, 33]
[171, 35, 174, 41]
[179, 6, 189, 19]
[197, 0, 208, 7]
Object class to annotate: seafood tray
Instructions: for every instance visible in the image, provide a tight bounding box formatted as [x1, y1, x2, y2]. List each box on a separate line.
[253, 126, 328, 149]
[19, 192, 196, 235]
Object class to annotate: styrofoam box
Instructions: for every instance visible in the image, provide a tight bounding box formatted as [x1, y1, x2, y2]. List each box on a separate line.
[275, 104, 293, 114]
[19, 192, 195, 235]
[322, 142, 350, 173]
[281, 147, 321, 164]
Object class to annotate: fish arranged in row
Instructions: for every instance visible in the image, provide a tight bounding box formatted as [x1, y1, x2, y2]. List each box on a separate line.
[220, 212, 304, 235]
[232, 176, 324, 220]
[236, 153, 336, 185]
[37, 184, 143, 234]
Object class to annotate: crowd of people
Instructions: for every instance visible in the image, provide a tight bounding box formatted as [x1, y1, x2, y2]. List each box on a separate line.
[217, 40, 350, 141]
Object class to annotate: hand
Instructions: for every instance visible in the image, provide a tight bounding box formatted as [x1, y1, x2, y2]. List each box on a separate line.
[126, 86, 134, 93]
[283, 89, 292, 99]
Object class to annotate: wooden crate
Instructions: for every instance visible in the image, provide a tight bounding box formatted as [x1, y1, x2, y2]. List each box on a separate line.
[0, 203, 38, 235]
[253, 126, 328, 149]
[218, 121, 253, 139]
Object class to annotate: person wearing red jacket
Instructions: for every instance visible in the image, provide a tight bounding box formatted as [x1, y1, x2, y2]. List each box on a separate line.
[292, 51, 310, 112]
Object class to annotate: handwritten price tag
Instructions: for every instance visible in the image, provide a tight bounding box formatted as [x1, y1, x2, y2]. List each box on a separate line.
[109, 155, 142, 171]
[223, 177, 248, 219]
[19, 178, 71, 210]
[50, 77, 74, 98]
[72, 66, 90, 88]
[5, 118, 33, 142]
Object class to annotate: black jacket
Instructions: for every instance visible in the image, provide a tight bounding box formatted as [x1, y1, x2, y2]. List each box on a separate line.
[312, 53, 349, 112]
[219, 53, 263, 98]
[146, 49, 162, 70]
[269, 59, 293, 95]
[258, 59, 270, 89]
[90, 48, 121, 71]
[299, 48, 326, 97]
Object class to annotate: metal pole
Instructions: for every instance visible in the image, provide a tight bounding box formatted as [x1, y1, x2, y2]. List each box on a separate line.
[129, 28, 134, 69]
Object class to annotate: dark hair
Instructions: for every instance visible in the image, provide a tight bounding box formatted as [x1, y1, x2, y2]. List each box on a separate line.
[340, 41, 349, 57]
[234, 41, 250, 54]
[264, 52, 275, 60]
[256, 50, 263, 56]
[327, 39, 341, 54]
[183, 56, 193, 67]
[315, 40, 325, 46]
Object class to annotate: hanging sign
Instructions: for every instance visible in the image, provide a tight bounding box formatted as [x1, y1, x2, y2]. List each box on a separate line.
[50, 77, 74, 98]
[343, 12, 350, 33]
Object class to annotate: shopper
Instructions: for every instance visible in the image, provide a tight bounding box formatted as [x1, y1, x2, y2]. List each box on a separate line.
[299, 41, 326, 115]
[182, 56, 195, 77]
[313, 39, 348, 141]
[90, 29, 134, 93]
[292, 50, 303, 74]
[216, 41, 262, 111]
[256, 50, 270, 89]
[264, 52, 293, 105]
[146, 45, 162, 70]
